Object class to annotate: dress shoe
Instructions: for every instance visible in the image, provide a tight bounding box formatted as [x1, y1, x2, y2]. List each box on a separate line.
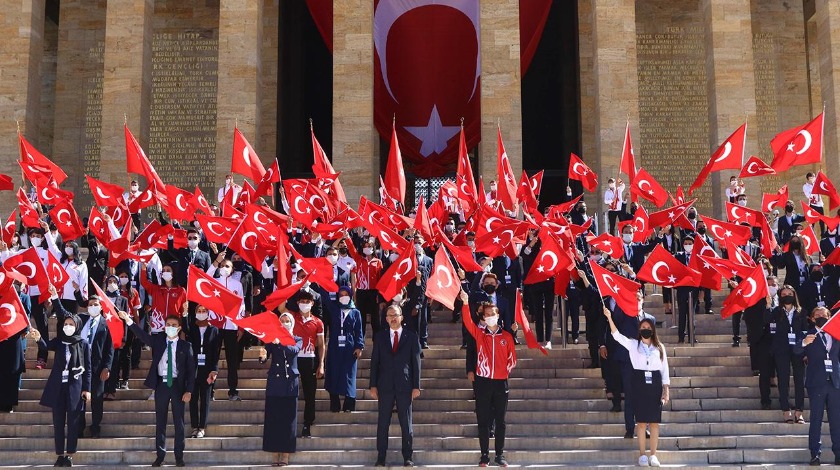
[196, 429, 205, 438]
[478, 454, 490, 467]
[404, 460, 415, 467]
[374, 455, 386, 467]
[175, 459, 186, 467]
[809, 456, 820, 466]
[151, 458, 164, 467]
[761, 403, 771, 410]
[302, 425, 311, 437]
[624, 431, 634, 439]
[229, 394, 242, 401]
[90, 427, 101, 438]
[610, 404, 622, 412]
[420, 343, 429, 350]
[64, 456, 73, 467]
[54, 456, 65, 467]
[731, 340, 740, 347]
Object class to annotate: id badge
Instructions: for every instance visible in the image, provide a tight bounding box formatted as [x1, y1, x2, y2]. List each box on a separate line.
[826, 359, 834, 374]
[338, 335, 347, 348]
[61, 370, 69, 383]
[770, 322, 777, 334]
[329, 292, 337, 301]
[788, 333, 796, 346]
[644, 371, 653, 385]
[197, 354, 206, 367]
[504, 275, 512, 284]
[818, 301, 826, 307]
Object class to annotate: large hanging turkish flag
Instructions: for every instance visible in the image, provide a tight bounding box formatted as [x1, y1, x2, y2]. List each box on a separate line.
[373, 0, 481, 177]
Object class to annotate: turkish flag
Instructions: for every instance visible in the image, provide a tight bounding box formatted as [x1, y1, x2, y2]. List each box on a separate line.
[546, 195, 583, 219]
[0, 288, 29, 342]
[226, 223, 269, 271]
[761, 184, 789, 214]
[568, 152, 598, 192]
[384, 122, 407, 208]
[255, 160, 281, 198]
[589, 259, 641, 317]
[5, 248, 50, 301]
[234, 181, 255, 209]
[359, 196, 411, 231]
[232, 311, 296, 346]
[820, 310, 840, 341]
[474, 221, 529, 259]
[456, 128, 478, 214]
[515, 288, 547, 355]
[725, 202, 761, 226]
[0, 174, 13, 191]
[0, 267, 27, 294]
[426, 247, 461, 311]
[195, 214, 240, 244]
[49, 199, 85, 241]
[191, 186, 213, 214]
[38, 178, 74, 206]
[525, 230, 572, 284]
[19, 161, 53, 187]
[128, 187, 157, 213]
[375, 242, 417, 301]
[87, 207, 110, 245]
[262, 276, 307, 312]
[2, 210, 16, 247]
[166, 185, 196, 221]
[16, 189, 40, 228]
[720, 264, 768, 319]
[738, 155, 775, 179]
[413, 196, 435, 244]
[496, 128, 518, 210]
[106, 202, 130, 232]
[125, 125, 167, 202]
[630, 205, 652, 242]
[516, 170, 539, 214]
[630, 168, 669, 207]
[358, 208, 410, 254]
[812, 171, 840, 210]
[769, 112, 824, 172]
[310, 126, 347, 204]
[292, 253, 339, 293]
[698, 253, 754, 280]
[90, 280, 125, 349]
[701, 215, 752, 246]
[648, 199, 697, 229]
[722, 239, 758, 268]
[134, 220, 165, 251]
[19, 134, 67, 185]
[231, 128, 266, 183]
[586, 232, 624, 259]
[690, 238, 723, 290]
[689, 123, 746, 195]
[620, 122, 637, 185]
[187, 265, 243, 320]
[86, 175, 124, 208]
[824, 245, 840, 266]
[436, 228, 483, 272]
[283, 183, 319, 228]
[44, 251, 70, 292]
[529, 170, 544, 198]
[637, 245, 699, 288]
[794, 224, 821, 256]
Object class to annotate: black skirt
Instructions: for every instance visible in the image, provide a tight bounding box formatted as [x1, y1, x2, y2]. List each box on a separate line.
[262, 396, 298, 453]
[630, 369, 663, 423]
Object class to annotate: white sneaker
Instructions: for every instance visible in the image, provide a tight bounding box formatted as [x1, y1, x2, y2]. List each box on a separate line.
[649, 455, 660, 467]
[544, 341, 552, 350]
[638, 455, 649, 466]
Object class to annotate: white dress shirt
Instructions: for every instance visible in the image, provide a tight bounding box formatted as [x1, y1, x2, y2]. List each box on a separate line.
[611, 331, 671, 385]
[158, 339, 179, 379]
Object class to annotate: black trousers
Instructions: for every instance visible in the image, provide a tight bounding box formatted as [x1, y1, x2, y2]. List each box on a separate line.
[190, 373, 212, 429]
[218, 329, 240, 395]
[474, 376, 508, 457]
[329, 393, 355, 412]
[608, 210, 621, 235]
[754, 338, 774, 406]
[808, 383, 840, 459]
[155, 380, 186, 461]
[131, 313, 146, 369]
[376, 391, 413, 461]
[676, 287, 700, 342]
[356, 289, 380, 337]
[33, 301, 49, 361]
[732, 312, 743, 341]
[298, 357, 318, 426]
[565, 289, 581, 340]
[80, 378, 105, 432]
[528, 282, 554, 343]
[775, 352, 805, 411]
[53, 384, 83, 455]
[811, 204, 826, 234]
[584, 307, 601, 366]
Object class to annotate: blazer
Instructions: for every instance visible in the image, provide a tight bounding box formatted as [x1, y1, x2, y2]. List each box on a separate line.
[799, 328, 840, 389]
[491, 255, 523, 292]
[38, 338, 92, 410]
[188, 324, 221, 379]
[770, 251, 809, 290]
[167, 240, 212, 288]
[262, 339, 302, 397]
[620, 238, 659, 274]
[370, 328, 422, 394]
[468, 290, 512, 329]
[777, 214, 805, 246]
[407, 255, 433, 309]
[129, 323, 196, 392]
[602, 302, 640, 363]
[78, 313, 114, 377]
[769, 306, 808, 356]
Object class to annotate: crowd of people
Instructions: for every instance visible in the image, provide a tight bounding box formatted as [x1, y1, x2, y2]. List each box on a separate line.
[2, 125, 840, 468]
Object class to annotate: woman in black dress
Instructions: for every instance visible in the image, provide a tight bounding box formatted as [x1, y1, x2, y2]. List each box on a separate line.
[604, 307, 670, 467]
[259, 312, 302, 466]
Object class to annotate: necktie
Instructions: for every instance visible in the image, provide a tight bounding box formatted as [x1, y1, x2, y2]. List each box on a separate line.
[87, 321, 94, 343]
[166, 341, 173, 388]
[392, 331, 399, 354]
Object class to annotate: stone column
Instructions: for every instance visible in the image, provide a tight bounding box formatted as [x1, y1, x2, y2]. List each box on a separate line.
[0, 0, 45, 207]
[332, 0, 376, 205]
[259, 0, 279, 158]
[591, 0, 640, 218]
[702, 0, 757, 218]
[99, 0, 153, 186]
[215, 0, 264, 187]
[816, 0, 840, 177]
[479, 0, 522, 180]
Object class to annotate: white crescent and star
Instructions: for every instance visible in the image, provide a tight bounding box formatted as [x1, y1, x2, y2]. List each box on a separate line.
[572, 162, 588, 177]
[651, 261, 673, 285]
[435, 264, 454, 289]
[241, 231, 258, 250]
[195, 278, 213, 298]
[602, 274, 619, 294]
[0, 303, 17, 327]
[789, 130, 813, 155]
[741, 278, 757, 298]
[175, 194, 188, 212]
[95, 187, 112, 200]
[539, 251, 559, 273]
[746, 161, 759, 175]
[393, 257, 413, 282]
[17, 262, 36, 278]
[714, 141, 732, 163]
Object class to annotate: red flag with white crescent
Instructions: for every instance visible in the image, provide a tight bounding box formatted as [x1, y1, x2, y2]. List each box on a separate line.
[525, 229, 572, 285]
[769, 112, 824, 172]
[4, 248, 51, 301]
[761, 184, 789, 214]
[91, 280, 125, 349]
[0, 287, 29, 342]
[720, 264, 768, 319]
[19, 134, 67, 185]
[231, 127, 266, 183]
[44, 251, 70, 292]
[187, 265, 243, 320]
[85, 176, 124, 208]
[568, 152, 598, 192]
[738, 155, 775, 179]
[496, 128, 518, 210]
[49, 199, 86, 241]
[375, 241, 417, 302]
[426, 247, 461, 311]
[384, 121, 407, 208]
[630, 168, 669, 207]
[2, 210, 16, 247]
[515, 288, 547, 355]
[232, 311, 296, 346]
[688, 123, 746, 195]
[637, 245, 700, 288]
[589, 259, 641, 317]
[812, 171, 840, 210]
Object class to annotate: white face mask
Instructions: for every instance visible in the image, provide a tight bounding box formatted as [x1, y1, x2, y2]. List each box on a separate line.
[161, 272, 173, 282]
[119, 277, 129, 286]
[608, 184, 615, 190]
[388, 253, 399, 262]
[731, 180, 737, 186]
[30, 237, 42, 247]
[392, 294, 403, 304]
[106, 283, 119, 293]
[219, 267, 231, 278]
[622, 234, 633, 244]
[767, 285, 778, 297]
[88, 305, 101, 317]
[737, 200, 747, 207]
[65, 247, 74, 256]
[165, 326, 179, 339]
[484, 315, 499, 327]
[339, 295, 351, 306]
[298, 303, 313, 313]
[326, 255, 338, 265]
[490, 185, 497, 191]
[467, 240, 475, 248]
[131, 184, 139, 191]
[483, 264, 492, 273]
[187, 239, 199, 249]
[282, 321, 294, 332]
[363, 247, 373, 256]
[63, 325, 76, 336]
[683, 244, 694, 253]
[196, 313, 209, 321]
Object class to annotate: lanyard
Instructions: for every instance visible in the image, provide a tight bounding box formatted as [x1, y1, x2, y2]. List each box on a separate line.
[820, 332, 832, 360]
[640, 342, 654, 367]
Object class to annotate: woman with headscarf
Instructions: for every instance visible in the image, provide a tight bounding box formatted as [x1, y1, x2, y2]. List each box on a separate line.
[59, 241, 89, 314]
[323, 286, 364, 412]
[29, 286, 92, 467]
[259, 312, 302, 466]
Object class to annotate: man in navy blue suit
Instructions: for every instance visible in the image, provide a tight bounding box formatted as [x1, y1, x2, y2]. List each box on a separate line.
[798, 307, 840, 466]
[370, 305, 422, 467]
[118, 310, 195, 467]
[77, 295, 114, 438]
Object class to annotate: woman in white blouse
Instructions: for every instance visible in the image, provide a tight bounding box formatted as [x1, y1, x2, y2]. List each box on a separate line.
[604, 306, 670, 467]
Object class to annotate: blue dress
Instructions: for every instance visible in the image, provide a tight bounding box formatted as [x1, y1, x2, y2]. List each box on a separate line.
[262, 339, 302, 453]
[324, 305, 364, 398]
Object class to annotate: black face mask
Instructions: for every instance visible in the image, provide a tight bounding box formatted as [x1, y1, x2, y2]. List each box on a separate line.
[232, 260, 245, 272]
[811, 272, 824, 282]
[697, 227, 706, 235]
[640, 329, 653, 340]
[785, 206, 794, 213]
[816, 317, 829, 328]
[339, 248, 348, 256]
[482, 284, 497, 294]
[789, 241, 802, 250]
[687, 212, 696, 220]
[577, 207, 587, 214]
[780, 295, 796, 306]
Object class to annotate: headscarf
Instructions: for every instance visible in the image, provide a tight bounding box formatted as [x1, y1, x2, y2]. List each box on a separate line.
[58, 313, 85, 379]
[279, 311, 296, 332]
[337, 286, 355, 309]
[104, 274, 120, 298]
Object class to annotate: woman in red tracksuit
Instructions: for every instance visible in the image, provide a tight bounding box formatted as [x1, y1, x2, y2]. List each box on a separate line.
[459, 290, 517, 468]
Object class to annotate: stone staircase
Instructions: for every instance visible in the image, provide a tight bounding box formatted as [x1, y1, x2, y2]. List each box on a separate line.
[0, 290, 826, 468]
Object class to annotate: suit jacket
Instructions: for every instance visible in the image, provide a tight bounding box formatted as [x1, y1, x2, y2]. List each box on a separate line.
[38, 338, 92, 410]
[777, 214, 805, 246]
[370, 328, 421, 393]
[800, 328, 840, 389]
[674, 252, 700, 294]
[620, 238, 659, 274]
[491, 255, 523, 293]
[167, 241, 212, 288]
[129, 323, 196, 392]
[602, 301, 640, 363]
[770, 251, 809, 290]
[799, 280, 831, 315]
[468, 290, 512, 330]
[821, 237, 840, 281]
[78, 314, 114, 378]
[262, 339, 302, 397]
[188, 324, 221, 380]
[407, 255, 433, 309]
[769, 306, 807, 356]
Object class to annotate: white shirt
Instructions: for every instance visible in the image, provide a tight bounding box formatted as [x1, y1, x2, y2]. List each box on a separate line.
[604, 184, 625, 210]
[217, 183, 241, 203]
[337, 255, 356, 275]
[61, 260, 89, 300]
[158, 339, 179, 379]
[726, 185, 745, 199]
[611, 331, 670, 385]
[82, 316, 100, 344]
[390, 327, 404, 349]
[206, 265, 246, 330]
[804, 182, 824, 207]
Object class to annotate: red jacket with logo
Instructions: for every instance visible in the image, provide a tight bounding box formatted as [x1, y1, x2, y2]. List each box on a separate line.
[462, 304, 517, 380]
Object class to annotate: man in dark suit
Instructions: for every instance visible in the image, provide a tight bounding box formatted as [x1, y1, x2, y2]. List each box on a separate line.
[77, 296, 114, 438]
[799, 265, 831, 315]
[619, 225, 660, 274]
[675, 236, 701, 343]
[797, 307, 840, 465]
[777, 202, 805, 246]
[406, 237, 433, 348]
[469, 273, 515, 340]
[118, 310, 195, 467]
[168, 229, 212, 288]
[188, 305, 220, 438]
[370, 305, 422, 467]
